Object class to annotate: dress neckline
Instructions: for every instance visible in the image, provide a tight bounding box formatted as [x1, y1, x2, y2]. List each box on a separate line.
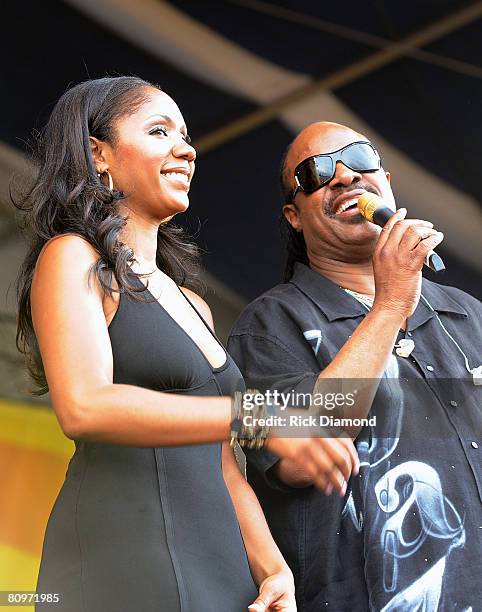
[134, 275, 230, 374]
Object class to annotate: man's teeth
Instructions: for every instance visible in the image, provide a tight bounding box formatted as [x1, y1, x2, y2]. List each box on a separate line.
[163, 172, 189, 183]
[336, 198, 359, 214]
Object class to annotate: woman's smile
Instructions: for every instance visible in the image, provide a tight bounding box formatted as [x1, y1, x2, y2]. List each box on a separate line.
[160, 165, 191, 191]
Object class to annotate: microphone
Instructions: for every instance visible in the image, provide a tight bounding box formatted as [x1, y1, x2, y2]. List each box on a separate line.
[358, 192, 445, 273]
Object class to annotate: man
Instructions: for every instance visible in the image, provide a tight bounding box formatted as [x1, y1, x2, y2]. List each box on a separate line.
[228, 122, 481, 611]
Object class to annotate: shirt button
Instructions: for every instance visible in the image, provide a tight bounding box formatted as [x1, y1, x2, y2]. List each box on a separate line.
[471, 441, 479, 449]
[426, 365, 434, 372]
[450, 400, 458, 407]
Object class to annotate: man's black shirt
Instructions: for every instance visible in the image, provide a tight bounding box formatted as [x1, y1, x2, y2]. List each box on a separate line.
[228, 263, 481, 611]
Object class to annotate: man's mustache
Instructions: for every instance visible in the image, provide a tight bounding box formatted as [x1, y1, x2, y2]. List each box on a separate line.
[324, 184, 380, 217]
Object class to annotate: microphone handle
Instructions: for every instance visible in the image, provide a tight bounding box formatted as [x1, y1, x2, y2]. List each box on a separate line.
[372, 207, 396, 226]
[372, 207, 445, 273]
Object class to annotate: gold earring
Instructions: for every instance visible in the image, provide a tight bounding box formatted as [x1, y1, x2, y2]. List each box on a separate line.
[97, 170, 114, 191]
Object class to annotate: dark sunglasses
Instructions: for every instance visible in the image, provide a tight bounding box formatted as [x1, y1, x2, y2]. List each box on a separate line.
[291, 141, 381, 200]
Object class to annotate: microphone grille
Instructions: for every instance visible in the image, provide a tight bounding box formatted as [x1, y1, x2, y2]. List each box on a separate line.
[357, 192, 382, 222]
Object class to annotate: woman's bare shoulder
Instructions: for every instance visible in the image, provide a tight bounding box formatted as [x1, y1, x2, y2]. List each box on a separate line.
[32, 233, 104, 300]
[36, 233, 100, 269]
[32, 234, 120, 327]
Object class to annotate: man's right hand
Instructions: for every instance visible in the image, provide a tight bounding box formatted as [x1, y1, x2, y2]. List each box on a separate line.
[265, 435, 359, 495]
[372, 208, 444, 320]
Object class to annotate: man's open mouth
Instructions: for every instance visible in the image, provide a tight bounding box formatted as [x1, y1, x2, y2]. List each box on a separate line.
[335, 197, 360, 215]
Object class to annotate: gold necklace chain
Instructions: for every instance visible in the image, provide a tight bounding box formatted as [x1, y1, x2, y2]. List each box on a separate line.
[342, 287, 374, 309]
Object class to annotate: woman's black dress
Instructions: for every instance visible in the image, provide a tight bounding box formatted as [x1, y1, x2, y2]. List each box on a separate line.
[36, 277, 258, 611]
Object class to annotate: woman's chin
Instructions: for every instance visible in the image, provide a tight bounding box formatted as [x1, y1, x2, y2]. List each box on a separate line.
[162, 195, 190, 218]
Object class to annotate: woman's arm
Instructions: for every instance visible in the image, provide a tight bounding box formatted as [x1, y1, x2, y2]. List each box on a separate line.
[31, 234, 231, 446]
[222, 443, 296, 611]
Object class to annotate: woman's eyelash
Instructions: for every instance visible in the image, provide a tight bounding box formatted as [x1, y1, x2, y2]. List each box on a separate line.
[149, 127, 192, 145]
[149, 126, 168, 136]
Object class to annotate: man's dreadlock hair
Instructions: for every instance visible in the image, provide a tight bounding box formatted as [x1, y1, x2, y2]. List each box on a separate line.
[279, 142, 309, 281]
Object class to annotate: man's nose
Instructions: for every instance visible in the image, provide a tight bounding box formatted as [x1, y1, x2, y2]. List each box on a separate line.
[328, 161, 362, 188]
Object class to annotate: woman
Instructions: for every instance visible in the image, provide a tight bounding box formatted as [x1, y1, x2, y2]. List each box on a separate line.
[15, 76, 358, 611]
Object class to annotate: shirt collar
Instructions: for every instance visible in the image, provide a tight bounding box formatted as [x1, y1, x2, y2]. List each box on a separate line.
[289, 262, 468, 328]
[289, 263, 367, 321]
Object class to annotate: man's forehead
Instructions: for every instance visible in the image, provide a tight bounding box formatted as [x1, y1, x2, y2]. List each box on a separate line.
[289, 122, 366, 168]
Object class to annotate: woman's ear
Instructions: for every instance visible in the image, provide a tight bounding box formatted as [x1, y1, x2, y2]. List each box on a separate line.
[90, 136, 109, 173]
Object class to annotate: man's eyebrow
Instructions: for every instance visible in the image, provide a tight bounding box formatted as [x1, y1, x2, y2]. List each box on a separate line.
[145, 114, 187, 134]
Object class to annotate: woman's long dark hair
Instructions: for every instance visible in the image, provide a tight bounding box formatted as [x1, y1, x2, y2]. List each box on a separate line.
[279, 143, 309, 282]
[13, 76, 202, 396]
